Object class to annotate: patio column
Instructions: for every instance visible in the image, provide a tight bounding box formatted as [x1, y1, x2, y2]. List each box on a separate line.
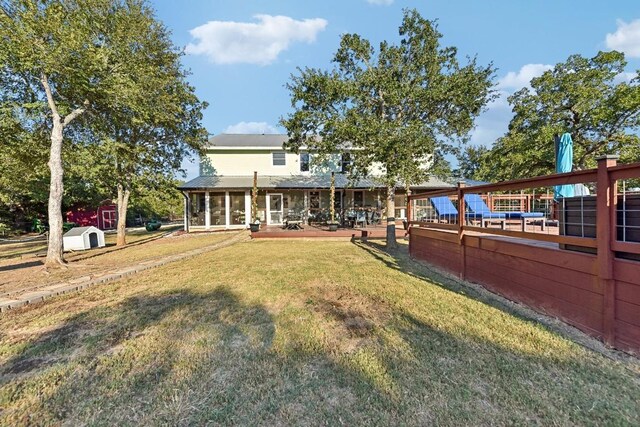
[304, 190, 309, 224]
[205, 191, 210, 230]
[182, 191, 190, 232]
[225, 191, 230, 229]
[244, 190, 251, 227]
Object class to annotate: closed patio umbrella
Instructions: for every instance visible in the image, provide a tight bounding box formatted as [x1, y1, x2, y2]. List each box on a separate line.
[554, 132, 574, 199]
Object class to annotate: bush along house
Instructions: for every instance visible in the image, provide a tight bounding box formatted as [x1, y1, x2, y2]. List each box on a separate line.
[178, 134, 453, 231]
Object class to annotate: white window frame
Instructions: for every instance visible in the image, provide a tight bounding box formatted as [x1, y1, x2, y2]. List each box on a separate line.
[272, 151, 286, 167]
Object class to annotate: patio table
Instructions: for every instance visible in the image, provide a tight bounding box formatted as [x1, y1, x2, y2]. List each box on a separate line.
[284, 220, 304, 230]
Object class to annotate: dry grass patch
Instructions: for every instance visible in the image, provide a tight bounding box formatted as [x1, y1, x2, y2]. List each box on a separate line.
[0, 239, 638, 426]
[0, 230, 234, 295]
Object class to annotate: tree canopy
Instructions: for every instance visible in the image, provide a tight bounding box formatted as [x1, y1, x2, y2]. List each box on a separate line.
[281, 8, 495, 245]
[0, 0, 206, 260]
[454, 144, 489, 180]
[477, 51, 640, 182]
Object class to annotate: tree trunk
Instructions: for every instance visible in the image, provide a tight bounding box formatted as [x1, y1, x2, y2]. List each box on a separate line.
[116, 184, 131, 246]
[386, 185, 397, 248]
[45, 120, 66, 267]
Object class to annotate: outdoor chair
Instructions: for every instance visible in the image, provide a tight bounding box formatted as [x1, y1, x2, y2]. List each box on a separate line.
[355, 210, 367, 228]
[464, 194, 545, 231]
[430, 196, 506, 229]
[430, 196, 459, 223]
[369, 210, 381, 225]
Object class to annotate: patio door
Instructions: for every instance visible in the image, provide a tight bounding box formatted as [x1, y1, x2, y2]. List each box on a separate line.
[267, 193, 284, 225]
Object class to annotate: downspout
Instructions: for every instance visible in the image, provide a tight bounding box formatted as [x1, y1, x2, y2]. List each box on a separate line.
[181, 191, 190, 233]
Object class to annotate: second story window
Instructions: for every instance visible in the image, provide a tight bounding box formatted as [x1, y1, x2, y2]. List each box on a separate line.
[300, 153, 310, 172]
[341, 153, 351, 173]
[272, 151, 286, 166]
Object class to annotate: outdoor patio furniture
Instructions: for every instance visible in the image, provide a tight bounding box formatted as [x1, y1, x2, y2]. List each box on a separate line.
[465, 194, 545, 231]
[355, 210, 367, 228]
[283, 213, 304, 230]
[369, 210, 381, 225]
[429, 196, 506, 229]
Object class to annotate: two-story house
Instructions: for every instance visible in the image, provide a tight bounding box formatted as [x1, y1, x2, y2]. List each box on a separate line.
[178, 134, 453, 230]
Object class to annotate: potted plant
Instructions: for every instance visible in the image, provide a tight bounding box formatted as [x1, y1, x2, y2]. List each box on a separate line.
[250, 171, 260, 232]
[145, 219, 162, 231]
[328, 172, 339, 231]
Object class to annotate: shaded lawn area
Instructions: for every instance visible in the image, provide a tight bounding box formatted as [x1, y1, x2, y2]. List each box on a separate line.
[1, 240, 639, 426]
[0, 231, 234, 296]
[0, 224, 182, 261]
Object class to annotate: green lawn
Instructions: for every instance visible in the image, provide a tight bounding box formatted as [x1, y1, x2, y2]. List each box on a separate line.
[1, 239, 638, 425]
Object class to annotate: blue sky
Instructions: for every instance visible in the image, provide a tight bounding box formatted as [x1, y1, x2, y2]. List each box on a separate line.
[150, 0, 640, 179]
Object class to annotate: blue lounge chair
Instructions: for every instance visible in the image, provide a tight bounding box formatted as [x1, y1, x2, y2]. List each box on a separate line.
[430, 196, 459, 222]
[429, 196, 506, 229]
[464, 194, 545, 231]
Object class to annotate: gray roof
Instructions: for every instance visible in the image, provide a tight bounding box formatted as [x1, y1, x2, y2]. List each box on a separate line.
[207, 134, 288, 148]
[178, 174, 453, 191]
[64, 226, 101, 237]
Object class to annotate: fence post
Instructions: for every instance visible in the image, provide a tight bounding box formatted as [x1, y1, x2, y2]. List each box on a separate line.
[457, 181, 466, 280]
[596, 155, 618, 346]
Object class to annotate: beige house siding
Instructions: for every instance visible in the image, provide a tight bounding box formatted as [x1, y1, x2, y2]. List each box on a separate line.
[200, 149, 391, 177]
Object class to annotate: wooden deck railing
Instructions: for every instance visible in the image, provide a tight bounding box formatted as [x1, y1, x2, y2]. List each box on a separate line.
[407, 156, 640, 353]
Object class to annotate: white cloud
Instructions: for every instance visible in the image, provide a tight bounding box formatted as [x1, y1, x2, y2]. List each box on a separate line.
[223, 121, 279, 134]
[605, 19, 640, 58]
[186, 15, 328, 65]
[366, 0, 394, 5]
[497, 63, 553, 90]
[613, 71, 638, 84]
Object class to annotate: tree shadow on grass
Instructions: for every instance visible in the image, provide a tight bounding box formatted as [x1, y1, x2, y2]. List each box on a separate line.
[0, 260, 43, 272]
[0, 287, 278, 424]
[1, 256, 639, 426]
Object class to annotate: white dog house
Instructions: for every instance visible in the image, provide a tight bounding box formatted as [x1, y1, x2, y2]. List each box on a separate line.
[63, 226, 105, 251]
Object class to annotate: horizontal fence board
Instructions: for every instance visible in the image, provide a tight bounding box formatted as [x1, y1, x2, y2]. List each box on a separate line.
[465, 252, 603, 313]
[410, 227, 459, 244]
[613, 259, 640, 286]
[460, 169, 598, 194]
[464, 234, 599, 275]
[612, 241, 640, 256]
[463, 226, 598, 248]
[616, 281, 640, 306]
[465, 245, 601, 294]
[412, 249, 459, 274]
[616, 299, 640, 328]
[465, 260, 603, 336]
[615, 320, 640, 352]
[411, 235, 460, 254]
[609, 161, 640, 181]
[409, 222, 459, 231]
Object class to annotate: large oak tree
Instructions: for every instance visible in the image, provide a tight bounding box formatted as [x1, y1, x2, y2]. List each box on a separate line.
[281, 9, 495, 247]
[477, 51, 639, 181]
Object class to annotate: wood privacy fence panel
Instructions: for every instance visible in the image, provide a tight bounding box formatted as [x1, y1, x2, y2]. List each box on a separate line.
[408, 156, 640, 354]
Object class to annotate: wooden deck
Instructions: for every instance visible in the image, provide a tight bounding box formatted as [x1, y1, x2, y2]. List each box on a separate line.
[251, 224, 407, 239]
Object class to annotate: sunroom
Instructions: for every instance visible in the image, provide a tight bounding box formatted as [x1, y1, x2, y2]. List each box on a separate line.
[178, 174, 453, 231]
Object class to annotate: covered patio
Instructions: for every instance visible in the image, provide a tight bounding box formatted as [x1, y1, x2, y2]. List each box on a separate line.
[178, 174, 453, 232]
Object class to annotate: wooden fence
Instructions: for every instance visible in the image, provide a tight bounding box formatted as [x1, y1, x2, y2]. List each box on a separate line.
[408, 156, 640, 354]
